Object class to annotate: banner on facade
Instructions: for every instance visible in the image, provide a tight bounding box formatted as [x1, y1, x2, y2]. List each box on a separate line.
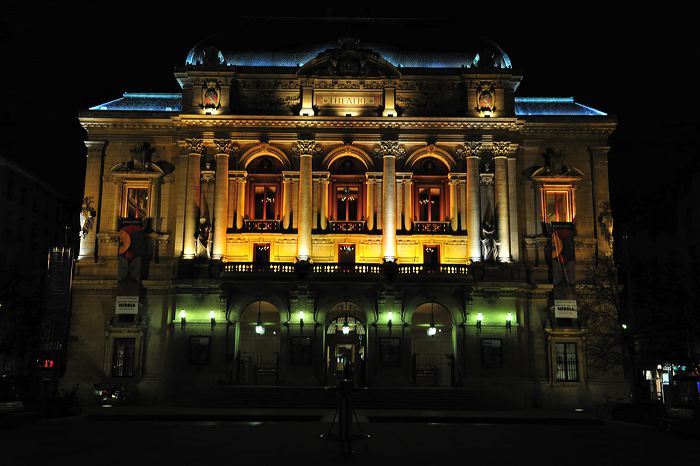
[118, 217, 146, 282]
[554, 300, 578, 318]
[115, 296, 139, 314]
[551, 222, 576, 308]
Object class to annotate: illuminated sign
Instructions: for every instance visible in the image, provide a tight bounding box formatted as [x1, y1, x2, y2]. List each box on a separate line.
[316, 92, 381, 107]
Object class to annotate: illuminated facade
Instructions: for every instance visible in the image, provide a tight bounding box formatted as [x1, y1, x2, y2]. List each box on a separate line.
[64, 37, 624, 408]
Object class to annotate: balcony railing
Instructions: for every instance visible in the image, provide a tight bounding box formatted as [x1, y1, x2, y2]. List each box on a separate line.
[221, 262, 468, 278]
[243, 219, 281, 232]
[223, 262, 295, 273]
[328, 220, 365, 233]
[397, 264, 469, 275]
[412, 221, 450, 234]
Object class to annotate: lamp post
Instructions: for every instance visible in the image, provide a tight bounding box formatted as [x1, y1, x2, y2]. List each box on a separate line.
[505, 312, 512, 334]
[476, 312, 483, 333]
[387, 311, 393, 334]
[210, 309, 216, 331]
[180, 309, 187, 330]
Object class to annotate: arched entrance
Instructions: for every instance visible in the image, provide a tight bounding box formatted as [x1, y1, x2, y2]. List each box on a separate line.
[324, 302, 366, 387]
[411, 302, 455, 387]
[237, 300, 280, 385]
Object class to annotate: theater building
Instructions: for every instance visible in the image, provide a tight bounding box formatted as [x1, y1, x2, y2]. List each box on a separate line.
[64, 35, 624, 408]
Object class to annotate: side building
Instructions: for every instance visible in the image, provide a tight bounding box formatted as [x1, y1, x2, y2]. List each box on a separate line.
[63, 36, 624, 409]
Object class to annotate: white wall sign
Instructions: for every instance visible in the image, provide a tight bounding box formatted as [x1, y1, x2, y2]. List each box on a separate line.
[116, 296, 139, 314]
[554, 300, 578, 318]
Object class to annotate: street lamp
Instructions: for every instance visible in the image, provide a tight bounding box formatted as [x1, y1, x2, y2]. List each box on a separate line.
[255, 301, 265, 335]
[180, 309, 187, 330]
[427, 302, 437, 336]
[505, 312, 512, 334]
[476, 312, 483, 333]
[387, 311, 393, 334]
[210, 309, 216, 331]
[341, 301, 351, 335]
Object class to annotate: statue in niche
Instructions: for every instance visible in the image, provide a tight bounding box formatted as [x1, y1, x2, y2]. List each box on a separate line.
[195, 216, 211, 259]
[481, 207, 500, 261]
[79, 196, 96, 239]
[598, 201, 614, 246]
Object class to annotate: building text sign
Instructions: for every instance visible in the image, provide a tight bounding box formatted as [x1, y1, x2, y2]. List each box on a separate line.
[554, 300, 577, 319]
[116, 296, 139, 314]
[316, 92, 381, 108]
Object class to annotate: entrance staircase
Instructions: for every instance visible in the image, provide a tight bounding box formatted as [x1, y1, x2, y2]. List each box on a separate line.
[176, 385, 514, 410]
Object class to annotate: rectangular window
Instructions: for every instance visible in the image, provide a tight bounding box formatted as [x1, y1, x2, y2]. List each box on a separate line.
[417, 187, 441, 221]
[124, 187, 149, 219]
[481, 338, 503, 368]
[111, 338, 135, 377]
[555, 342, 578, 381]
[253, 185, 276, 220]
[335, 186, 359, 221]
[544, 190, 572, 223]
[189, 336, 211, 365]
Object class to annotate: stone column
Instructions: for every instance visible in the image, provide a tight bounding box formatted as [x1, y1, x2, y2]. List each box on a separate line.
[292, 140, 321, 261]
[112, 180, 122, 231]
[320, 175, 329, 230]
[404, 176, 412, 232]
[395, 178, 403, 230]
[590, 146, 612, 256]
[149, 177, 162, 231]
[78, 141, 106, 260]
[212, 139, 237, 260]
[461, 142, 482, 261]
[493, 142, 515, 262]
[507, 153, 520, 262]
[459, 178, 467, 232]
[282, 173, 293, 230]
[183, 138, 203, 259]
[375, 141, 405, 262]
[449, 175, 459, 232]
[365, 177, 375, 230]
[236, 176, 246, 230]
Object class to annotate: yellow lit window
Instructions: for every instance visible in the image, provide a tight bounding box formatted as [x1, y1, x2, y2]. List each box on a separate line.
[542, 189, 573, 223]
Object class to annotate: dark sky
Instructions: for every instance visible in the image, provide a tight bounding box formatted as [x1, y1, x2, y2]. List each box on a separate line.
[1, 7, 697, 217]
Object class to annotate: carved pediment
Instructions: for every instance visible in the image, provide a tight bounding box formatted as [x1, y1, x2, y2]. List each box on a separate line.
[298, 38, 400, 78]
[531, 148, 584, 183]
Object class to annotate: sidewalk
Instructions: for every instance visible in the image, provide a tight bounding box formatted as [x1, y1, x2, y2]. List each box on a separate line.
[82, 405, 601, 425]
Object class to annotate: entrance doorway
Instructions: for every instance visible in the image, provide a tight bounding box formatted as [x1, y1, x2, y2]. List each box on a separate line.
[338, 244, 356, 265]
[325, 308, 366, 387]
[254, 243, 270, 265]
[423, 245, 439, 270]
[237, 300, 280, 385]
[411, 302, 454, 387]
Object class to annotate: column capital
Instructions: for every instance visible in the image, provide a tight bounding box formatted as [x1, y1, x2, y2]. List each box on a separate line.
[180, 138, 205, 155]
[373, 140, 405, 159]
[492, 141, 519, 158]
[84, 140, 107, 157]
[456, 141, 483, 159]
[214, 139, 239, 155]
[291, 140, 322, 157]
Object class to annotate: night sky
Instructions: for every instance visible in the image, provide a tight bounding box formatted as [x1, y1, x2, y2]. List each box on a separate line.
[2, 7, 697, 222]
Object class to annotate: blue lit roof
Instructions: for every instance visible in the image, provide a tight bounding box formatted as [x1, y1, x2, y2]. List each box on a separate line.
[89, 93, 182, 112]
[515, 97, 607, 116]
[186, 40, 512, 70]
[89, 94, 605, 117]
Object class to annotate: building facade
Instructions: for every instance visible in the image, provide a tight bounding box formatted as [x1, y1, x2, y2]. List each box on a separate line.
[64, 37, 624, 408]
[0, 155, 74, 378]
